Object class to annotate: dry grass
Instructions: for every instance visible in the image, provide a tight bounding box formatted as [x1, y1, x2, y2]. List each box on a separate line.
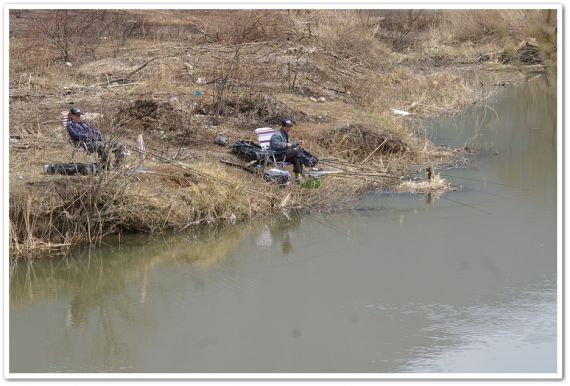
[8, 143, 386, 260]
[315, 124, 407, 162]
[76, 58, 138, 77]
[397, 174, 454, 195]
[356, 67, 482, 118]
[312, 10, 393, 66]
[9, 159, 270, 259]
[8, 9, 556, 259]
[438, 10, 552, 44]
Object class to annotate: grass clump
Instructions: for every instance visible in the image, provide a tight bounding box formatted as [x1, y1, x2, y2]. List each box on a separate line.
[315, 124, 408, 163]
[398, 174, 454, 196]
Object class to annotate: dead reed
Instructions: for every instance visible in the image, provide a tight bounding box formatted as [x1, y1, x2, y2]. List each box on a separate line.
[315, 124, 408, 163]
[397, 174, 454, 195]
[9, 154, 390, 260]
[9, 9, 555, 259]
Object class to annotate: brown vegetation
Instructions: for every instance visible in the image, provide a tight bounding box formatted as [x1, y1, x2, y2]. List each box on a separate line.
[8, 9, 557, 259]
[316, 125, 408, 162]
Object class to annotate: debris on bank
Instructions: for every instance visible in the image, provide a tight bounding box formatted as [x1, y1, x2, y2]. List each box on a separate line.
[43, 163, 99, 176]
[214, 134, 228, 146]
[391, 108, 413, 116]
[195, 93, 300, 127]
[115, 99, 185, 137]
[510, 40, 543, 65]
[397, 173, 455, 195]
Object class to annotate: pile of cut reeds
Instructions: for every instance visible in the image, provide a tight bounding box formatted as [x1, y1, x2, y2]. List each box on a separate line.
[315, 124, 408, 163]
[515, 40, 543, 65]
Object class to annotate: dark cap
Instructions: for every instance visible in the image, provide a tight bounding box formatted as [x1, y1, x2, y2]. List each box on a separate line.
[69, 107, 83, 116]
[281, 118, 294, 128]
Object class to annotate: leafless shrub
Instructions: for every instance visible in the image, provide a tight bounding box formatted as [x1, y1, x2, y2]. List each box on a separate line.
[378, 10, 441, 33]
[200, 10, 294, 44]
[94, 10, 145, 57]
[16, 10, 144, 63]
[439, 10, 549, 43]
[194, 92, 299, 127]
[370, 10, 442, 51]
[109, 98, 193, 143]
[312, 10, 392, 65]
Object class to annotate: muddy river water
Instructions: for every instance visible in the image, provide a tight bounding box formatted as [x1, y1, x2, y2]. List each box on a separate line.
[9, 77, 557, 374]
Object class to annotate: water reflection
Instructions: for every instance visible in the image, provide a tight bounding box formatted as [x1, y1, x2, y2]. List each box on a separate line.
[10, 216, 305, 308]
[10, 79, 557, 373]
[10, 216, 307, 372]
[254, 215, 302, 254]
[419, 76, 556, 206]
[9, 189, 556, 372]
[397, 276, 556, 373]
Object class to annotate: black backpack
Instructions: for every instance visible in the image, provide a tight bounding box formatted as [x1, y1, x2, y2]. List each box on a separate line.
[297, 147, 318, 167]
[231, 140, 318, 167]
[230, 140, 264, 162]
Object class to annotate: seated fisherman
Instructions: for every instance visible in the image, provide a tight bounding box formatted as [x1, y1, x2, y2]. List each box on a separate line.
[66, 107, 126, 169]
[269, 118, 304, 183]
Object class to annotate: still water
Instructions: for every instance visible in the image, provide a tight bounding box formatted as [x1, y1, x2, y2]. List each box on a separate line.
[10, 78, 557, 374]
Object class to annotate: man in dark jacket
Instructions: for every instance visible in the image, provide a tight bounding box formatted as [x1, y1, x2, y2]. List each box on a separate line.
[67, 107, 125, 168]
[269, 118, 304, 182]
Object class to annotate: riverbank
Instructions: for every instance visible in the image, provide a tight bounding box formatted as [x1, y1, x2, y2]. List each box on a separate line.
[8, 9, 556, 259]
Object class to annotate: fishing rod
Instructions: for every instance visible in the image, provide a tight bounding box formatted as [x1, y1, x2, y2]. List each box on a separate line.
[218, 157, 393, 181]
[21, 139, 276, 201]
[121, 143, 277, 200]
[318, 158, 353, 164]
[319, 158, 387, 170]
[21, 139, 393, 189]
[318, 161, 393, 177]
[219, 160, 255, 174]
[17, 140, 507, 217]
[320, 158, 392, 168]
[20, 139, 392, 177]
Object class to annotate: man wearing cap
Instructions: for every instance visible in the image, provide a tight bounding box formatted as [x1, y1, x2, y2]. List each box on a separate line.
[269, 118, 304, 182]
[67, 107, 125, 168]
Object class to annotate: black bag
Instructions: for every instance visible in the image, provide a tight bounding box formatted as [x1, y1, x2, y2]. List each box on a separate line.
[263, 168, 291, 185]
[297, 147, 318, 167]
[231, 140, 318, 167]
[43, 163, 98, 175]
[230, 140, 265, 162]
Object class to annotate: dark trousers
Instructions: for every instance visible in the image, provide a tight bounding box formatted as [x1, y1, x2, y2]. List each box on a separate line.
[277, 148, 302, 174]
[76, 139, 125, 167]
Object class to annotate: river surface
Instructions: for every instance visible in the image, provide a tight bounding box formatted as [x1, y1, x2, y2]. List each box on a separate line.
[9, 77, 558, 374]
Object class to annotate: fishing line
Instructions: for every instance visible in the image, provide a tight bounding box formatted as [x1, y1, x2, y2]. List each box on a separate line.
[19, 139, 390, 190]
[307, 213, 349, 236]
[438, 172, 522, 189]
[318, 160, 393, 177]
[23, 139, 276, 200]
[399, 171, 512, 201]
[439, 195, 492, 215]
[459, 186, 510, 199]
[319, 158, 355, 165]
[121, 143, 276, 200]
